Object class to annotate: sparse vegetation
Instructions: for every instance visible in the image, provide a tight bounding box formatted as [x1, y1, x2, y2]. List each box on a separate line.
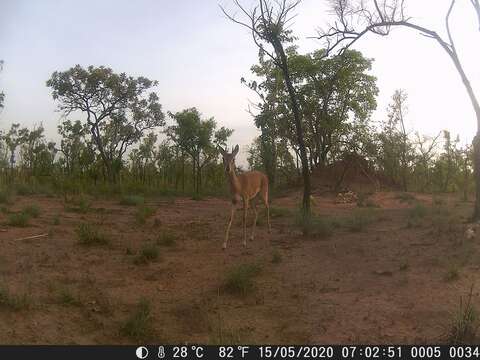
[296, 213, 334, 238]
[271, 249, 282, 264]
[343, 209, 375, 232]
[446, 287, 479, 344]
[22, 204, 40, 218]
[76, 223, 109, 246]
[119, 195, 145, 206]
[444, 265, 460, 282]
[0, 287, 30, 310]
[223, 263, 262, 295]
[7, 212, 30, 227]
[57, 288, 81, 306]
[395, 192, 416, 202]
[121, 298, 153, 340]
[134, 243, 160, 265]
[156, 230, 178, 247]
[135, 205, 156, 224]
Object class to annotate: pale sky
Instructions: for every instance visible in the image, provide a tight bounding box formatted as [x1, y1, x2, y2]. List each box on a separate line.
[0, 0, 479, 165]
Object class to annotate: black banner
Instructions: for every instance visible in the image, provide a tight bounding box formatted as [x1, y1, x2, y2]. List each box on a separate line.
[0, 345, 479, 360]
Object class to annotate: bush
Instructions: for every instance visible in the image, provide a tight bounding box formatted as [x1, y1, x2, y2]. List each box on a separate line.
[135, 206, 156, 224]
[296, 213, 334, 238]
[223, 263, 262, 295]
[121, 299, 153, 340]
[76, 223, 109, 246]
[134, 244, 159, 265]
[7, 212, 30, 227]
[119, 195, 145, 206]
[22, 204, 40, 218]
[156, 230, 178, 247]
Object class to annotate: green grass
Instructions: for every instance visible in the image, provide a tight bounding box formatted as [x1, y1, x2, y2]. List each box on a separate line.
[0, 287, 30, 310]
[66, 196, 91, 213]
[156, 230, 178, 247]
[7, 212, 30, 227]
[121, 298, 153, 340]
[223, 263, 262, 295]
[395, 192, 416, 202]
[75, 223, 109, 246]
[119, 195, 145, 206]
[444, 266, 460, 282]
[271, 249, 282, 264]
[22, 204, 40, 218]
[446, 287, 479, 344]
[134, 243, 160, 265]
[135, 206, 156, 224]
[296, 213, 334, 238]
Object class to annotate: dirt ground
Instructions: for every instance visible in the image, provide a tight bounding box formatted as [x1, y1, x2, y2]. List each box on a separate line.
[0, 191, 479, 344]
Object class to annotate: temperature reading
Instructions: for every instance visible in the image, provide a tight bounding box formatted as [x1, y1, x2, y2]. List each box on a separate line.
[173, 346, 188, 358]
[219, 346, 235, 358]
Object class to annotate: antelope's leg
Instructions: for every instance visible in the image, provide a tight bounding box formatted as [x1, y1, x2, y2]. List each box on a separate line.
[243, 198, 249, 247]
[250, 200, 258, 241]
[223, 204, 236, 250]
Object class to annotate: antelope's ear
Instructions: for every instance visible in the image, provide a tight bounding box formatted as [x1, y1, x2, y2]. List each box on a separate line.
[232, 144, 239, 157]
[218, 146, 226, 156]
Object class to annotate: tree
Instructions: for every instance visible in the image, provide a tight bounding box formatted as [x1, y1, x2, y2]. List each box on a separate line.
[320, 0, 480, 218]
[167, 108, 232, 195]
[46, 65, 165, 182]
[56, 119, 89, 175]
[221, 0, 313, 218]
[0, 60, 4, 109]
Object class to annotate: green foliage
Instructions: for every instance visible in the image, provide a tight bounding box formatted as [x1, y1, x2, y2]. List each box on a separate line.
[76, 223, 108, 246]
[156, 230, 178, 247]
[134, 244, 159, 265]
[8, 212, 30, 227]
[0, 287, 30, 310]
[223, 263, 262, 295]
[296, 213, 334, 238]
[119, 195, 145, 206]
[22, 204, 40, 218]
[121, 298, 153, 340]
[446, 288, 479, 344]
[135, 206, 156, 224]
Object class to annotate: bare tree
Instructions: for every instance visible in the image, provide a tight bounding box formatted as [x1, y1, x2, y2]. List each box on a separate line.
[220, 0, 312, 217]
[319, 0, 480, 219]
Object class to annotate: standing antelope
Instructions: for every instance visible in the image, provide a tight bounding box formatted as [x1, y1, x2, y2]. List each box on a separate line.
[219, 144, 271, 249]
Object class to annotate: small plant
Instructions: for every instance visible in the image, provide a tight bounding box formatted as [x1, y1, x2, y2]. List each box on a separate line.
[271, 249, 282, 264]
[121, 298, 153, 340]
[76, 223, 109, 246]
[7, 212, 30, 227]
[22, 204, 40, 218]
[269, 206, 291, 218]
[444, 265, 460, 282]
[0, 287, 30, 310]
[119, 195, 145, 206]
[0, 190, 11, 204]
[407, 204, 427, 228]
[134, 243, 159, 265]
[57, 288, 81, 306]
[156, 230, 178, 247]
[343, 210, 374, 232]
[395, 192, 416, 202]
[66, 196, 91, 213]
[223, 263, 262, 295]
[296, 213, 334, 238]
[446, 286, 479, 344]
[52, 214, 61, 225]
[135, 206, 156, 224]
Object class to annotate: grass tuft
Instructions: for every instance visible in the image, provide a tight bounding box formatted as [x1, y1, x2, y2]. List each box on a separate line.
[121, 298, 153, 340]
[156, 230, 178, 247]
[119, 195, 145, 206]
[7, 212, 30, 227]
[22, 204, 40, 218]
[76, 223, 109, 246]
[134, 243, 159, 265]
[446, 286, 479, 344]
[135, 206, 156, 224]
[223, 263, 262, 295]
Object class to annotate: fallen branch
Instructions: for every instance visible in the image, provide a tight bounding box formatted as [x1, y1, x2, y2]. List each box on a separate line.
[13, 233, 48, 241]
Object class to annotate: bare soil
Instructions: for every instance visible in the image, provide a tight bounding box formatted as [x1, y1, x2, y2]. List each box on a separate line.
[0, 191, 478, 344]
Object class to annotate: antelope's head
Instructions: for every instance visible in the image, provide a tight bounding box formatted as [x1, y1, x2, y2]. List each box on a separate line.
[219, 145, 239, 174]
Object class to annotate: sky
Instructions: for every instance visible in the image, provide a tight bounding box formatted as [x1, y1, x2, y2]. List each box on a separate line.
[0, 0, 479, 166]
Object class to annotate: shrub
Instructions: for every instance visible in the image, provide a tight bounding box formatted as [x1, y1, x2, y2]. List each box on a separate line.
[22, 204, 40, 218]
[76, 223, 109, 246]
[156, 230, 178, 247]
[121, 298, 153, 340]
[119, 195, 145, 206]
[7, 212, 30, 227]
[223, 263, 262, 295]
[135, 206, 156, 224]
[134, 244, 159, 265]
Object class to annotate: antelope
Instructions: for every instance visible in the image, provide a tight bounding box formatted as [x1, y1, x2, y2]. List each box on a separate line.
[219, 144, 271, 249]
